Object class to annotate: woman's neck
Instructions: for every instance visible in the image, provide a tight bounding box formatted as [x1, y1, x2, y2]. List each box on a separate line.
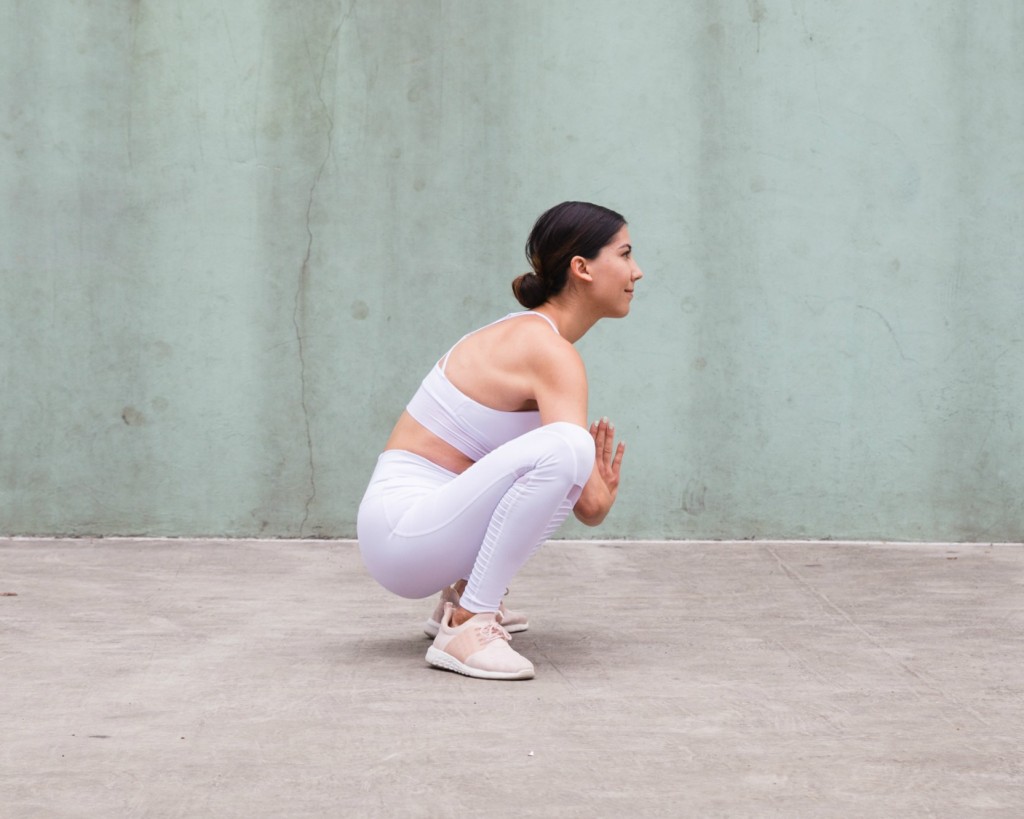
[531, 298, 599, 344]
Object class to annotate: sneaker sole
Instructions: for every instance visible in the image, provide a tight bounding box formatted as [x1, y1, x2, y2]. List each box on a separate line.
[425, 646, 534, 680]
[424, 619, 528, 639]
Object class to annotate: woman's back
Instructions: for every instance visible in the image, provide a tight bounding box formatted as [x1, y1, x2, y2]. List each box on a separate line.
[385, 311, 574, 473]
[441, 311, 561, 412]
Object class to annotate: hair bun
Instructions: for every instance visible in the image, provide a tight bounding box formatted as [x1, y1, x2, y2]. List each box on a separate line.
[512, 271, 547, 309]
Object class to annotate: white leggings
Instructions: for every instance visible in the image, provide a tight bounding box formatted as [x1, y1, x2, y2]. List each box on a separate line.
[357, 422, 595, 613]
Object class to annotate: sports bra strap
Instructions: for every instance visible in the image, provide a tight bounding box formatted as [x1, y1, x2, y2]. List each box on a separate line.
[439, 311, 559, 373]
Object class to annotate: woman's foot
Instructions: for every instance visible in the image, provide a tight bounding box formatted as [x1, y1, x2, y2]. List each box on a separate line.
[425, 603, 534, 680]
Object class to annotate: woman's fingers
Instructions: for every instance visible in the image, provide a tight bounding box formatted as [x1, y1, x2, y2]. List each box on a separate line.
[590, 418, 624, 471]
[612, 441, 625, 478]
[591, 418, 608, 458]
[587, 418, 626, 497]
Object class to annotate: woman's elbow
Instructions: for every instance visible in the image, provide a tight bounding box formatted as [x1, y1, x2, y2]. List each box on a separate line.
[573, 499, 607, 527]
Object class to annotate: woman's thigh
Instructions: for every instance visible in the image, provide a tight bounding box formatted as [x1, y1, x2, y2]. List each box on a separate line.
[358, 423, 592, 599]
[359, 450, 533, 598]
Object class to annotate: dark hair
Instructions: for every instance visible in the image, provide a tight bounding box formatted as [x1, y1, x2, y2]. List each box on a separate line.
[512, 201, 627, 309]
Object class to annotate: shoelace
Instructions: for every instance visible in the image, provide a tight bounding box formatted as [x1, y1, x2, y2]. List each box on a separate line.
[475, 620, 512, 644]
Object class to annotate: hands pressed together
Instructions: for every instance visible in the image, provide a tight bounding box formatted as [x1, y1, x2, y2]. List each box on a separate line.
[570, 417, 627, 527]
[589, 416, 625, 499]
[572, 416, 624, 527]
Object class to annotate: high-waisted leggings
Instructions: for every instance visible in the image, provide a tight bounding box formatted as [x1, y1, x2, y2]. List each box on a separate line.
[357, 421, 595, 613]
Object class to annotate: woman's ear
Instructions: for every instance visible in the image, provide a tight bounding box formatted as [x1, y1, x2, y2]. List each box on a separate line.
[569, 255, 593, 283]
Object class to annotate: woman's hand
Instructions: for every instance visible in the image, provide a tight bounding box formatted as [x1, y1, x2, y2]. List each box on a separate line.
[589, 417, 625, 501]
[573, 417, 625, 526]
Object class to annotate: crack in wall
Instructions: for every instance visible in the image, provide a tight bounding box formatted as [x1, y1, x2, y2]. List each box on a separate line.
[857, 304, 918, 363]
[293, 20, 343, 536]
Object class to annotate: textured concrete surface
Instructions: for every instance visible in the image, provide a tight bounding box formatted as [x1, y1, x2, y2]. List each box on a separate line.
[5, 2, 1024, 541]
[2, 538, 1022, 818]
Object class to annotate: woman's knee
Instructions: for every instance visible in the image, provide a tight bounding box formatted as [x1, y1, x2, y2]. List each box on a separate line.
[537, 421, 596, 487]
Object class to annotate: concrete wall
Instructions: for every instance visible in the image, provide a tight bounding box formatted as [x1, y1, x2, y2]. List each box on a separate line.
[2, 1, 1021, 540]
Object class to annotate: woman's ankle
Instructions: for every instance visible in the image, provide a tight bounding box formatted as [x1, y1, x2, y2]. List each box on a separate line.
[451, 605, 499, 628]
[450, 606, 472, 627]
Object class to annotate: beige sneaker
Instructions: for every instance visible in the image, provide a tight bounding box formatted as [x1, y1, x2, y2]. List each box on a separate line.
[424, 586, 529, 638]
[425, 603, 535, 680]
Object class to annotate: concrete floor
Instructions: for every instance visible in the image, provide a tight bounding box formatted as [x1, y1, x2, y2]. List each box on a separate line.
[1, 538, 1022, 818]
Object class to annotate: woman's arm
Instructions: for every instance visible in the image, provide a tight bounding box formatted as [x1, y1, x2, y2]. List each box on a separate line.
[572, 418, 624, 526]
[532, 339, 625, 527]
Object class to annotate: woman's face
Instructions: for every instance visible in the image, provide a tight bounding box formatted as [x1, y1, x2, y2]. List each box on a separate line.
[585, 225, 643, 317]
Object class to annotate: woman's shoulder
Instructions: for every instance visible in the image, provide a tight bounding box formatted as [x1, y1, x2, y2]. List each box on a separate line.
[458, 311, 578, 374]
[510, 317, 584, 379]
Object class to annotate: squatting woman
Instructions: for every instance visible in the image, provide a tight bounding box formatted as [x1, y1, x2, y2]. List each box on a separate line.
[357, 201, 643, 680]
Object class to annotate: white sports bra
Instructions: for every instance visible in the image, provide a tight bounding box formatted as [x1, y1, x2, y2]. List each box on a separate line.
[405, 311, 560, 461]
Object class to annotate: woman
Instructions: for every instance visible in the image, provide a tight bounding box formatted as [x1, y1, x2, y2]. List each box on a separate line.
[357, 201, 643, 680]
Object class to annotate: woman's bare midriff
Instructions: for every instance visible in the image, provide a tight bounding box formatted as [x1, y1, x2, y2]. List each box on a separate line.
[384, 411, 475, 475]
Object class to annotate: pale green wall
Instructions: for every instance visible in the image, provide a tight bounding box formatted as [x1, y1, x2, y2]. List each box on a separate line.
[2, 1, 1021, 540]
